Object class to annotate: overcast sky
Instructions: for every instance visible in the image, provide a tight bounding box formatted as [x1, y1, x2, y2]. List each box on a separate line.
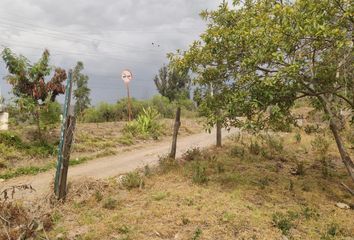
[0, 0, 222, 105]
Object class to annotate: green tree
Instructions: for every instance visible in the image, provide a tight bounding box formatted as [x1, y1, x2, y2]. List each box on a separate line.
[1, 47, 66, 138]
[154, 64, 191, 101]
[170, 0, 354, 181]
[72, 61, 91, 116]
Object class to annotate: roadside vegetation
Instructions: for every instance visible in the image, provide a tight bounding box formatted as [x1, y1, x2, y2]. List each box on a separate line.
[1, 127, 353, 239]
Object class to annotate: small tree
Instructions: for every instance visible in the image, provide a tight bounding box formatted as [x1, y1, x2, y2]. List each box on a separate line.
[1, 48, 66, 138]
[154, 64, 191, 101]
[154, 64, 191, 159]
[72, 61, 91, 117]
[171, 0, 354, 181]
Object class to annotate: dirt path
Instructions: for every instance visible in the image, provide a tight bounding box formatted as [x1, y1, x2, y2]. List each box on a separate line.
[0, 128, 237, 200]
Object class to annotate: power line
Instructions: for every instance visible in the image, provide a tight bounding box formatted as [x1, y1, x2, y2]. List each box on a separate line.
[0, 40, 165, 64]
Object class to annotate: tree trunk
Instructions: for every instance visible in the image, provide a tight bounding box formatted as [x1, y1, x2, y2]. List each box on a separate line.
[319, 96, 354, 182]
[35, 106, 42, 141]
[216, 120, 222, 147]
[170, 107, 181, 159]
[329, 118, 354, 182]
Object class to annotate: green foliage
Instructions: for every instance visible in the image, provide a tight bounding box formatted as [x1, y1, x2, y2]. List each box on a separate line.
[170, 0, 354, 178]
[311, 135, 330, 156]
[121, 172, 144, 190]
[0, 131, 57, 160]
[304, 124, 321, 135]
[191, 162, 208, 185]
[294, 132, 302, 143]
[272, 211, 297, 235]
[39, 101, 61, 129]
[123, 107, 163, 139]
[73, 61, 91, 116]
[1, 48, 67, 136]
[154, 64, 191, 102]
[81, 96, 197, 123]
[192, 227, 202, 240]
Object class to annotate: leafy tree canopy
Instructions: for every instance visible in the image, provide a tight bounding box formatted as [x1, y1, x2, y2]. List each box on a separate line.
[154, 64, 191, 102]
[170, 0, 353, 180]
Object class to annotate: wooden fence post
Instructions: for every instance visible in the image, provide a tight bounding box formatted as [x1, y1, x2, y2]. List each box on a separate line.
[54, 70, 74, 199]
[170, 106, 181, 159]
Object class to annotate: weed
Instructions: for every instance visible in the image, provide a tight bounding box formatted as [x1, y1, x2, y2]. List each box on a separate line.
[69, 157, 90, 166]
[94, 191, 103, 202]
[191, 162, 208, 185]
[102, 197, 118, 210]
[144, 165, 151, 176]
[257, 177, 270, 190]
[295, 161, 305, 176]
[230, 145, 245, 158]
[249, 141, 261, 155]
[121, 172, 144, 190]
[320, 157, 334, 178]
[311, 135, 330, 156]
[117, 135, 134, 145]
[118, 225, 130, 234]
[192, 227, 202, 240]
[302, 206, 319, 220]
[158, 155, 178, 173]
[304, 124, 320, 134]
[216, 161, 225, 174]
[294, 132, 302, 143]
[321, 223, 342, 239]
[182, 147, 202, 162]
[272, 211, 296, 235]
[182, 216, 190, 225]
[151, 191, 169, 201]
[220, 211, 236, 223]
[123, 107, 163, 139]
[261, 134, 284, 153]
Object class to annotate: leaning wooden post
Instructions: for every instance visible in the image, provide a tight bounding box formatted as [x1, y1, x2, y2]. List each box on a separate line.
[170, 106, 181, 159]
[54, 70, 74, 199]
[58, 115, 76, 199]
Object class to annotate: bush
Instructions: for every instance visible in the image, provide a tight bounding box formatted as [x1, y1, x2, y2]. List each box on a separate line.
[272, 211, 297, 235]
[191, 162, 208, 184]
[121, 172, 144, 190]
[80, 95, 197, 123]
[40, 101, 61, 128]
[182, 147, 202, 161]
[311, 135, 330, 156]
[122, 107, 163, 139]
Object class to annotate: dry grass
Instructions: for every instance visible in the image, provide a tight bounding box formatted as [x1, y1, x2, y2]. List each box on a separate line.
[38, 130, 354, 240]
[0, 119, 203, 178]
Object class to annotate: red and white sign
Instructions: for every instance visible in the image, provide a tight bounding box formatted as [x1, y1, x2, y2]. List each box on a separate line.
[121, 69, 133, 84]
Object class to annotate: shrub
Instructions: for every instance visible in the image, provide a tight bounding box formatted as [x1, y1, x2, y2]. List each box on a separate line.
[249, 141, 261, 155]
[261, 134, 284, 153]
[102, 197, 118, 210]
[182, 147, 202, 161]
[294, 132, 302, 143]
[122, 107, 163, 139]
[272, 211, 296, 235]
[230, 146, 245, 158]
[121, 172, 144, 190]
[304, 124, 320, 134]
[39, 101, 61, 128]
[311, 135, 330, 156]
[191, 162, 208, 184]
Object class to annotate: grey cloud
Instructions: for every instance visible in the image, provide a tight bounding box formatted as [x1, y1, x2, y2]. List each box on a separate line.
[0, 0, 222, 104]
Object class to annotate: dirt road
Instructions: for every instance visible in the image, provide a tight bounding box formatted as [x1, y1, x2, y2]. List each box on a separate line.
[0, 128, 237, 200]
